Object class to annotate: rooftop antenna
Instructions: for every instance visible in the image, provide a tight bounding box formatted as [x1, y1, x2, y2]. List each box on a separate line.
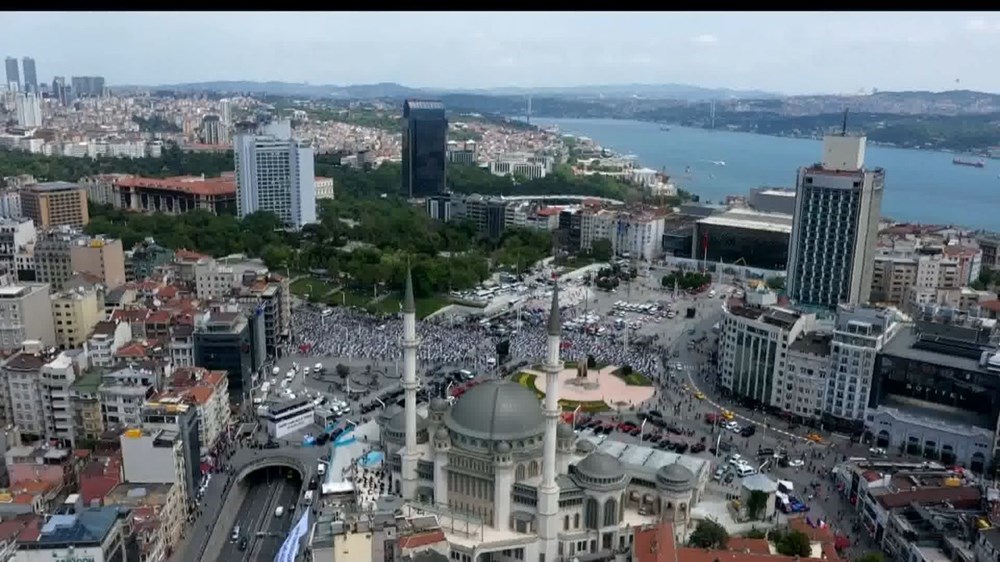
[841, 108, 849, 136]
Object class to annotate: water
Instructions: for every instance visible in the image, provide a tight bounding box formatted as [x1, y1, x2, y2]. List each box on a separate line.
[358, 450, 384, 468]
[533, 118, 1000, 231]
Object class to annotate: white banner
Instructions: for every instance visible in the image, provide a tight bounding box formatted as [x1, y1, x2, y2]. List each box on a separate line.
[274, 510, 310, 562]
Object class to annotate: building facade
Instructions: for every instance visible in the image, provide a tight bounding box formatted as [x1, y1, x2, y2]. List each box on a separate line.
[19, 182, 89, 229]
[786, 136, 884, 309]
[0, 284, 55, 351]
[401, 100, 447, 198]
[234, 121, 316, 229]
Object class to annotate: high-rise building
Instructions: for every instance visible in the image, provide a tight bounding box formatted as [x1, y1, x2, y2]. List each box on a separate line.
[52, 76, 71, 106]
[200, 114, 229, 145]
[14, 92, 41, 127]
[21, 57, 36, 93]
[20, 181, 90, 229]
[4, 57, 19, 90]
[71, 75, 105, 97]
[233, 120, 316, 229]
[219, 98, 232, 126]
[786, 135, 885, 309]
[401, 99, 447, 198]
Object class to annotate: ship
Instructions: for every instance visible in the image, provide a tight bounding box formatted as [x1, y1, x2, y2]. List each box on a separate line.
[953, 158, 986, 168]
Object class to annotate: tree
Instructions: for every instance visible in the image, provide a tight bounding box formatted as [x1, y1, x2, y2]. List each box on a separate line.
[689, 519, 728, 549]
[765, 276, 786, 290]
[335, 364, 350, 379]
[743, 527, 766, 539]
[746, 490, 769, 520]
[775, 530, 811, 557]
[853, 553, 884, 562]
[590, 239, 613, 262]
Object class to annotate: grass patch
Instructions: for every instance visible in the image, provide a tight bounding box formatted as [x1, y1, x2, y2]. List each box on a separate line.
[512, 372, 611, 413]
[611, 367, 653, 386]
[326, 291, 371, 308]
[371, 293, 449, 319]
[290, 276, 337, 298]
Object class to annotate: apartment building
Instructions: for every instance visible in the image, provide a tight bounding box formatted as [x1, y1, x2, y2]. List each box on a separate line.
[32, 232, 75, 290]
[78, 174, 131, 207]
[0, 218, 35, 273]
[193, 309, 265, 403]
[138, 401, 200, 503]
[86, 320, 131, 368]
[99, 366, 160, 430]
[488, 152, 551, 180]
[105, 481, 185, 562]
[70, 236, 126, 290]
[120, 428, 190, 506]
[38, 351, 82, 446]
[777, 332, 832, 421]
[231, 273, 291, 358]
[71, 370, 103, 442]
[578, 209, 617, 253]
[168, 324, 195, 368]
[825, 305, 902, 432]
[315, 176, 335, 200]
[0, 283, 55, 352]
[613, 211, 667, 261]
[161, 367, 230, 456]
[2, 351, 48, 438]
[51, 286, 103, 350]
[125, 238, 174, 283]
[718, 290, 816, 408]
[19, 182, 89, 229]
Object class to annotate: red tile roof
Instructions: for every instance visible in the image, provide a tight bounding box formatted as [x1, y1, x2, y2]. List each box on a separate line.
[398, 529, 446, 549]
[175, 249, 208, 261]
[980, 300, 1000, 313]
[633, 523, 677, 562]
[726, 538, 773, 555]
[117, 175, 236, 197]
[875, 485, 981, 510]
[861, 470, 882, 482]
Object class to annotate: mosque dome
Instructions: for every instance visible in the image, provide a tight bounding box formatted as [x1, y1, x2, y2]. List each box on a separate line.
[574, 452, 626, 482]
[656, 461, 695, 493]
[429, 397, 450, 413]
[557, 423, 575, 439]
[445, 380, 545, 442]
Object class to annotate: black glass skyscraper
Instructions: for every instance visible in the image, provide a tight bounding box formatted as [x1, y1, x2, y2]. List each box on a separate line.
[21, 57, 36, 93]
[401, 99, 447, 198]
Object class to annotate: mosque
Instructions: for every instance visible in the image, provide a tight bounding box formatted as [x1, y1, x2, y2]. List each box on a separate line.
[378, 271, 712, 562]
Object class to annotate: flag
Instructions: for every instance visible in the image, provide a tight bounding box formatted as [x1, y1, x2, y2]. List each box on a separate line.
[275, 511, 310, 562]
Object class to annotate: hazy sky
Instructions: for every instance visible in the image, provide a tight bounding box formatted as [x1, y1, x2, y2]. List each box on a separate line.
[5, 11, 1000, 94]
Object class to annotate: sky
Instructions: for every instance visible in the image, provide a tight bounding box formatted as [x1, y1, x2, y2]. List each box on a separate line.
[4, 11, 1000, 95]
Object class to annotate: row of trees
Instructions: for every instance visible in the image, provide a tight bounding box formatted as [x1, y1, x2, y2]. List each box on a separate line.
[0, 145, 234, 185]
[661, 271, 712, 290]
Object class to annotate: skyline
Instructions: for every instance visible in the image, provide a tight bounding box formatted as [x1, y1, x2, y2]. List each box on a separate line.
[3, 11, 1000, 95]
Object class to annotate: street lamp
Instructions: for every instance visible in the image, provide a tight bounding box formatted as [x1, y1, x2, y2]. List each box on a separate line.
[639, 418, 647, 441]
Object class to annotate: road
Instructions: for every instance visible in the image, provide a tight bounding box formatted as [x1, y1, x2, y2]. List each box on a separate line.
[217, 466, 302, 562]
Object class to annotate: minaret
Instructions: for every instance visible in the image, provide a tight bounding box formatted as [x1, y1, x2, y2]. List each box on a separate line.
[537, 284, 562, 560]
[400, 267, 420, 501]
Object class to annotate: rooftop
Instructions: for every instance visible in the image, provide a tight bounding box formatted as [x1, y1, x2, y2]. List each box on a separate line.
[789, 332, 833, 357]
[23, 181, 83, 193]
[697, 208, 793, 234]
[34, 507, 122, 546]
[116, 175, 236, 197]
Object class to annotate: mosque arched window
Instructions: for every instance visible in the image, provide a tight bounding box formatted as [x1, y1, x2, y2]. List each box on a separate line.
[603, 498, 618, 527]
[584, 498, 599, 530]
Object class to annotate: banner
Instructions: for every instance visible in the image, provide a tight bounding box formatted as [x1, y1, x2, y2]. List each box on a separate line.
[274, 510, 310, 562]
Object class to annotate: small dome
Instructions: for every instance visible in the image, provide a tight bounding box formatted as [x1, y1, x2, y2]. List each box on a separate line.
[430, 397, 450, 413]
[387, 408, 428, 434]
[496, 441, 512, 455]
[656, 461, 695, 493]
[576, 440, 597, 454]
[557, 423, 575, 439]
[435, 427, 449, 442]
[574, 452, 625, 481]
[378, 404, 402, 426]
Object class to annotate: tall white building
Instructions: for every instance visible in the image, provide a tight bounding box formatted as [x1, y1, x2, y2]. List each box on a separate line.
[14, 92, 41, 128]
[219, 98, 232, 127]
[787, 135, 884, 309]
[234, 120, 316, 229]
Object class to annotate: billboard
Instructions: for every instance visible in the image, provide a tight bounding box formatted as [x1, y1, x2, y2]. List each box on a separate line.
[275, 510, 310, 562]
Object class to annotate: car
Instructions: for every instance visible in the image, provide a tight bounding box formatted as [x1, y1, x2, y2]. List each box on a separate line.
[788, 459, 805, 468]
[263, 441, 280, 449]
[690, 442, 706, 454]
[721, 410, 735, 421]
[723, 472, 735, 484]
[730, 424, 743, 433]
[275, 506, 285, 517]
[713, 466, 726, 480]
[675, 443, 689, 454]
[723, 421, 738, 431]
[238, 537, 247, 551]
[231, 524, 241, 542]
[757, 447, 776, 458]
[675, 363, 684, 371]
[868, 447, 887, 456]
[740, 425, 756, 437]
[628, 428, 641, 437]
[806, 433, 824, 444]
[695, 392, 706, 400]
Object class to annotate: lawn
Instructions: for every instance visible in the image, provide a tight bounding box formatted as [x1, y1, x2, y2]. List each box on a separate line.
[326, 291, 371, 309]
[369, 293, 449, 319]
[290, 276, 338, 298]
[611, 367, 653, 386]
[512, 372, 611, 413]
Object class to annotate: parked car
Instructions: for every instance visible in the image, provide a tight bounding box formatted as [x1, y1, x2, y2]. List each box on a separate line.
[690, 442, 706, 454]
[740, 425, 756, 437]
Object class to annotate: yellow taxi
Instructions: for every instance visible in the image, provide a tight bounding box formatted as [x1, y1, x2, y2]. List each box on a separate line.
[695, 392, 706, 400]
[681, 383, 690, 392]
[806, 433, 824, 444]
[721, 410, 735, 421]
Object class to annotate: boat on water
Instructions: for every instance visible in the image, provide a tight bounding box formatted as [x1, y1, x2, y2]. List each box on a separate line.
[953, 158, 986, 168]
[712, 160, 726, 167]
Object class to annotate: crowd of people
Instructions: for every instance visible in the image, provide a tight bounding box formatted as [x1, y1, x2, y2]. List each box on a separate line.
[291, 301, 669, 381]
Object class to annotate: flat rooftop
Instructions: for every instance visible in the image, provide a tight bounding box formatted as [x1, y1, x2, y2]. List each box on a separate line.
[881, 327, 997, 374]
[697, 208, 793, 234]
[24, 181, 83, 192]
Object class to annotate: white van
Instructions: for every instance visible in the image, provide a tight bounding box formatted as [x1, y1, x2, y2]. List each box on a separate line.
[231, 524, 240, 541]
[317, 463, 327, 476]
[275, 506, 285, 517]
[736, 464, 757, 478]
[304, 491, 314, 505]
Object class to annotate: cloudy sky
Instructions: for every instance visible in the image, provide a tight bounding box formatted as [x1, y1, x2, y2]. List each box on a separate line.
[4, 11, 1000, 94]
